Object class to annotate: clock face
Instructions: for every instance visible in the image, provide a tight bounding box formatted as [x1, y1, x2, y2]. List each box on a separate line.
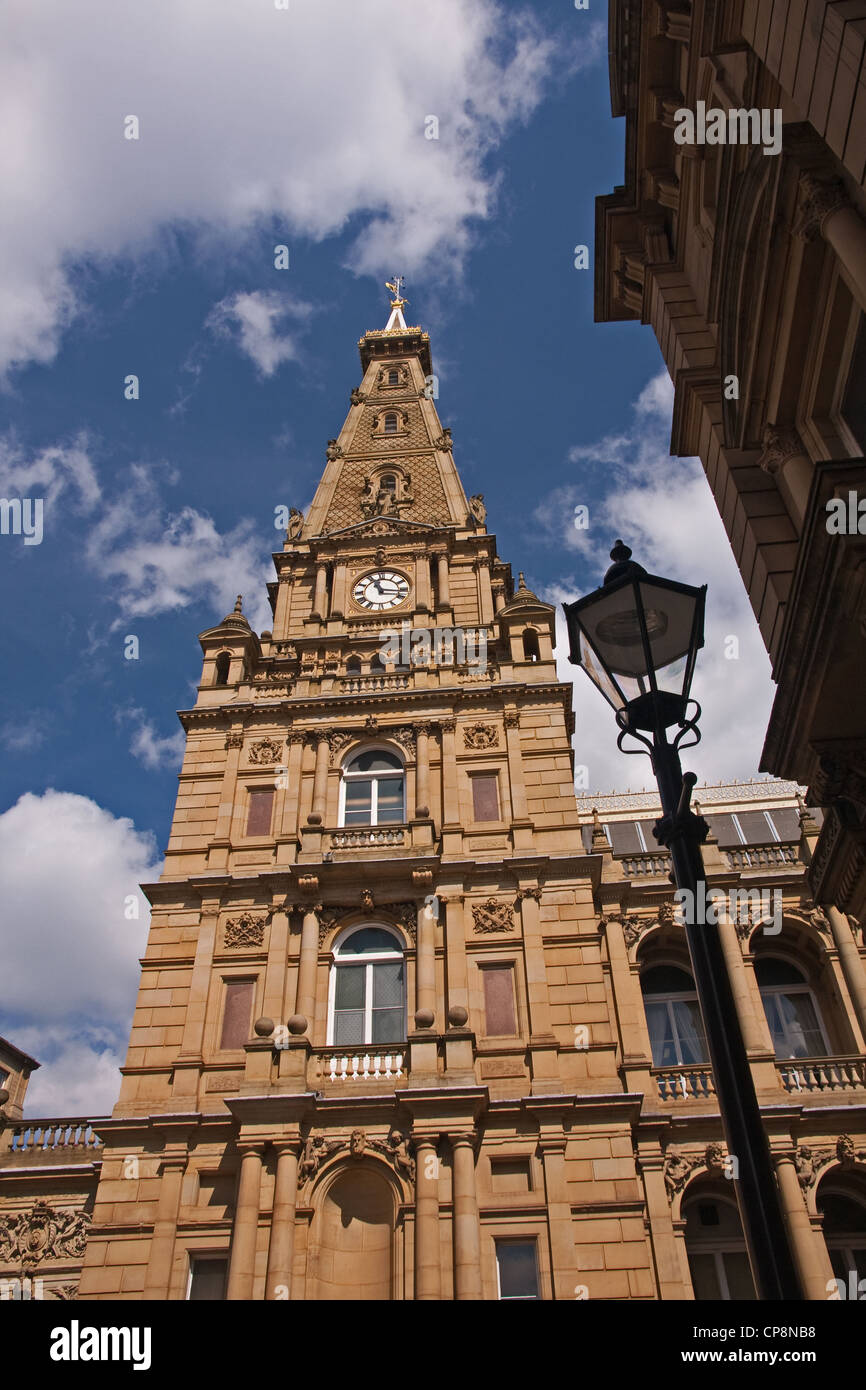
[353, 569, 410, 611]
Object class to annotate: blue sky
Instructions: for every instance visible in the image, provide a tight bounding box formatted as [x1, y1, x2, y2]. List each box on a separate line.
[0, 0, 778, 1112]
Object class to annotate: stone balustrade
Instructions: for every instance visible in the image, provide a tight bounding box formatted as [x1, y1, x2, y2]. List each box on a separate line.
[653, 1066, 716, 1101]
[314, 1049, 407, 1085]
[2, 1118, 106, 1163]
[777, 1056, 866, 1093]
[329, 825, 406, 849]
[724, 841, 798, 870]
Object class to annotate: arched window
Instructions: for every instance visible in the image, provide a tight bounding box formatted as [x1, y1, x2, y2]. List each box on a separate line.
[380, 474, 396, 494]
[346, 655, 361, 675]
[641, 965, 708, 1067]
[329, 925, 406, 1046]
[340, 748, 405, 826]
[370, 652, 386, 672]
[754, 957, 829, 1059]
[387, 369, 399, 385]
[683, 1189, 756, 1300]
[214, 652, 231, 686]
[522, 628, 540, 662]
[818, 1184, 866, 1285]
[383, 412, 398, 435]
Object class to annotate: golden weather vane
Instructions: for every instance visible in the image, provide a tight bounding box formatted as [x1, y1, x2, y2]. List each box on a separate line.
[385, 275, 408, 308]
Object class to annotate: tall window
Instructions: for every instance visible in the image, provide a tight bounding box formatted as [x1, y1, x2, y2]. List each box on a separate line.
[383, 412, 398, 434]
[684, 1191, 756, 1300]
[214, 652, 231, 686]
[755, 957, 829, 1059]
[471, 773, 500, 822]
[346, 655, 361, 674]
[387, 370, 399, 385]
[522, 628, 540, 662]
[641, 965, 708, 1066]
[220, 979, 255, 1050]
[481, 964, 517, 1036]
[340, 748, 405, 826]
[380, 473, 396, 493]
[187, 1257, 228, 1300]
[495, 1240, 540, 1299]
[329, 926, 405, 1046]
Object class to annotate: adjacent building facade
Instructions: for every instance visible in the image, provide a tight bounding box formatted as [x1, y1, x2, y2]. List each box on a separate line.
[595, 0, 866, 922]
[2, 298, 865, 1300]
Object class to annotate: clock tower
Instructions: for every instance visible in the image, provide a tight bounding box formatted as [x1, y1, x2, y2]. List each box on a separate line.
[76, 288, 651, 1303]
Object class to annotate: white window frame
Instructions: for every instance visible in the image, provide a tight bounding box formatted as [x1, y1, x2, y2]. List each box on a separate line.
[685, 1195, 754, 1301]
[495, 1238, 541, 1300]
[338, 744, 405, 828]
[642, 981, 709, 1067]
[327, 922, 406, 1047]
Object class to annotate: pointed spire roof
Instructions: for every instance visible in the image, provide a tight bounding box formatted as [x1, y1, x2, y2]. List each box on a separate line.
[220, 594, 251, 630]
[383, 276, 409, 331]
[499, 571, 553, 615]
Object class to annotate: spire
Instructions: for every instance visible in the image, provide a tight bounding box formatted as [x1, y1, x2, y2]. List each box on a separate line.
[221, 594, 250, 629]
[384, 276, 409, 331]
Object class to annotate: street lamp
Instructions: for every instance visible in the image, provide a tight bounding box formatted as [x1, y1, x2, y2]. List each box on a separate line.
[564, 540, 801, 1302]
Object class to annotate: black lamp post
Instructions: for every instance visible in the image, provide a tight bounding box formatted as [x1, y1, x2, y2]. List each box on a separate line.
[563, 540, 801, 1302]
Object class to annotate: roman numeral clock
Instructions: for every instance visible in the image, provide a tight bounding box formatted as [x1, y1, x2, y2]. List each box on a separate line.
[352, 569, 410, 611]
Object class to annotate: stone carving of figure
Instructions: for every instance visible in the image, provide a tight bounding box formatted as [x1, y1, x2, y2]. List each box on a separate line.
[468, 494, 486, 526]
[385, 1129, 415, 1182]
[377, 487, 398, 515]
[297, 1132, 339, 1186]
[350, 1128, 366, 1158]
[326, 439, 343, 461]
[794, 1146, 815, 1189]
[287, 507, 304, 540]
[663, 1145, 694, 1199]
[704, 1142, 726, 1177]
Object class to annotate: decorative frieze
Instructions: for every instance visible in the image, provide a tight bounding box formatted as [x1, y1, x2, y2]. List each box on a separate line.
[297, 1127, 415, 1188]
[463, 722, 499, 750]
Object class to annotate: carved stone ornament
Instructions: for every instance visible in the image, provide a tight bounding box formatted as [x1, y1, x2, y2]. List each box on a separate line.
[224, 912, 268, 949]
[463, 722, 499, 750]
[297, 1128, 415, 1188]
[517, 887, 542, 903]
[468, 493, 486, 526]
[253, 685, 290, 700]
[316, 900, 417, 947]
[361, 889, 375, 913]
[663, 1146, 701, 1200]
[704, 1142, 727, 1178]
[364, 715, 380, 737]
[248, 738, 283, 766]
[794, 175, 848, 241]
[0, 1202, 91, 1267]
[350, 387, 366, 406]
[472, 897, 515, 934]
[328, 730, 354, 765]
[503, 712, 520, 729]
[225, 732, 244, 749]
[757, 426, 806, 477]
[326, 439, 344, 461]
[390, 725, 416, 757]
[433, 429, 453, 451]
[287, 508, 304, 540]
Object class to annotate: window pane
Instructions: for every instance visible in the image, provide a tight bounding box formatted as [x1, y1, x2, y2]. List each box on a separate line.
[188, 1258, 227, 1301]
[372, 960, 404, 1007]
[497, 1242, 539, 1299]
[723, 1251, 757, 1300]
[337, 928, 400, 955]
[645, 1000, 677, 1067]
[737, 810, 776, 843]
[246, 787, 274, 836]
[671, 999, 708, 1063]
[334, 1010, 365, 1046]
[371, 1008, 404, 1044]
[768, 807, 800, 841]
[775, 991, 826, 1058]
[376, 778, 404, 822]
[688, 1252, 723, 1300]
[344, 779, 372, 824]
[472, 774, 499, 822]
[482, 966, 517, 1035]
[335, 964, 365, 1009]
[704, 813, 741, 847]
[220, 980, 254, 1049]
[349, 751, 402, 772]
[609, 821, 642, 853]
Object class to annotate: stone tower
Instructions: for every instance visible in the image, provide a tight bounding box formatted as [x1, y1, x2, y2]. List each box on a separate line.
[76, 287, 619, 1301]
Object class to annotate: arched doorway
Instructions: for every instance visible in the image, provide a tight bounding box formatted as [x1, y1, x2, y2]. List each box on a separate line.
[312, 1164, 395, 1300]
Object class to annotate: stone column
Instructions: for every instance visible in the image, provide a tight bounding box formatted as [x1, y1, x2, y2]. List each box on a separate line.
[294, 905, 321, 1027]
[476, 560, 494, 624]
[211, 730, 244, 852]
[307, 734, 329, 824]
[415, 723, 431, 817]
[415, 553, 431, 612]
[262, 898, 290, 1026]
[717, 912, 776, 1056]
[312, 563, 329, 620]
[265, 1142, 300, 1299]
[416, 898, 437, 1022]
[451, 1134, 482, 1300]
[798, 174, 866, 315]
[329, 561, 346, 619]
[141, 1152, 187, 1298]
[504, 712, 529, 821]
[413, 1136, 441, 1300]
[175, 898, 221, 1089]
[440, 719, 459, 826]
[436, 553, 451, 611]
[774, 1150, 836, 1301]
[443, 895, 469, 1018]
[493, 584, 506, 614]
[827, 905, 866, 1048]
[758, 426, 813, 532]
[277, 733, 305, 845]
[226, 1142, 264, 1300]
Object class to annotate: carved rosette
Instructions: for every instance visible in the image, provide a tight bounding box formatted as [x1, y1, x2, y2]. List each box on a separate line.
[248, 738, 284, 766]
[0, 1202, 91, 1267]
[224, 912, 268, 949]
[472, 897, 516, 934]
[463, 722, 499, 750]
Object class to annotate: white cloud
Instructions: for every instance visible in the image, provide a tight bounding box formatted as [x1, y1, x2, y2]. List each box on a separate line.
[84, 463, 274, 630]
[0, 790, 158, 1031]
[121, 706, 186, 771]
[0, 0, 602, 377]
[207, 290, 314, 377]
[10, 1026, 124, 1118]
[0, 433, 101, 515]
[535, 372, 776, 794]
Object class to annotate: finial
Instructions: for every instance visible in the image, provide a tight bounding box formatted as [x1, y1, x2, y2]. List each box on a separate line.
[603, 538, 647, 585]
[518, 571, 527, 591]
[610, 539, 631, 564]
[384, 276, 409, 331]
[234, 595, 243, 614]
